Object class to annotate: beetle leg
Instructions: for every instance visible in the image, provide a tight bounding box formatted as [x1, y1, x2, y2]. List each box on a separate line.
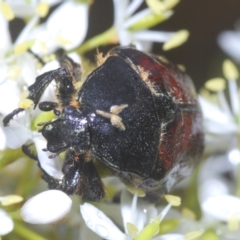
[28, 67, 77, 109]
[80, 158, 105, 201]
[22, 142, 104, 201]
[62, 152, 105, 201]
[3, 108, 24, 126]
[21, 142, 62, 187]
[21, 142, 38, 161]
[60, 56, 82, 82]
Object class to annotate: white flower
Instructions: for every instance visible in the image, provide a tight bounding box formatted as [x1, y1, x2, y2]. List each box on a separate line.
[30, 1, 89, 55]
[80, 189, 175, 240]
[199, 60, 240, 155]
[197, 59, 240, 239]
[20, 190, 72, 224]
[155, 234, 184, 240]
[0, 14, 39, 151]
[0, 194, 24, 236]
[218, 24, 240, 63]
[202, 195, 240, 222]
[80, 202, 126, 240]
[3, 0, 62, 18]
[112, 0, 187, 52]
[0, 209, 14, 236]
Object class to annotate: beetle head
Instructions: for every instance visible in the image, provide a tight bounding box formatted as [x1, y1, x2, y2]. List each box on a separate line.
[42, 106, 90, 154]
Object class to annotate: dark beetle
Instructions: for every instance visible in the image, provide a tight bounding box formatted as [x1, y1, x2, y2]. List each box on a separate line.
[3, 47, 204, 202]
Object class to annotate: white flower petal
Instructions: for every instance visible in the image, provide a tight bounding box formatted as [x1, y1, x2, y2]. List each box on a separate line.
[126, 0, 144, 16]
[155, 233, 184, 240]
[46, 1, 88, 50]
[198, 177, 229, 204]
[18, 54, 37, 86]
[0, 126, 7, 150]
[120, 189, 135, 233]
[113, 0, 129, 27]
[80, 203, 125, 240]
[7, 0, 61, 18]
[29, 24, 50, 55]
[0, 80, 20, 115]
[202, 195, 240, 221]
[0, 14, 11, 51]
[32, 133, 63, 178]
[132, 30, 173, 42]
[198, 96, 237, 134]
[15, 16, 39, 45]
[199, 154, 234, 181]
[67, 52, 82, 65]
[0, 209, 14, 236]
[38, 59, 60, 76]
[3, 121, 32, 149]
[218, 31, 240, 62]
[133, 40, 153, 51]
[120, 189, 147, 232]
[204, 134, 237, 154]
[21, 190, 72, 224]
[228, 149, 240, 165]
[123, 8, 152, 29]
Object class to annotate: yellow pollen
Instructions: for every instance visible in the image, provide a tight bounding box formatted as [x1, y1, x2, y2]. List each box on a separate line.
[1, 195, 24, 206]
[34, 40, 48, 55]
[18, 99, 34, 109]
[181, 208, 196, 220]
[7, 66, 21, 79]
[164, 194, 181, 206]
[205, 78, 226, 92]
[223, 59, 239, 80]
[126, 222, 139, 238]
[14, 40, 34, 55]
[55, 35, 72, 46]
[0, 2, 14, 21]
[21, 91, 29, 100]
[177, 64, 186, 72]
[126, 186, 146, 197]
[227, 214, 239, 231]
[163, 30, 189, 51]
[146, 0, 165, 14]
[35, 2, 50, 18]
[146, 0, 179, 13]
[43, 53, 56, 63]
[164, 0, 180, 10]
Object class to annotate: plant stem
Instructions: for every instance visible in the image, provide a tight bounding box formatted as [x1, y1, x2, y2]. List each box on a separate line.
[69, 26, 118, 55]
[0, 148, 25, 170]
[14, 221, 48, 240]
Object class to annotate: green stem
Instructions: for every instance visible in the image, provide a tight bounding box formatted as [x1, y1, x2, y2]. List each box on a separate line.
[183, 162, 202, 219]
[69, 26, 118, 55]
[13, 221, 48, 240]
[236, 163, 240, 197]
[0, 148, 25, 170]
[17, 159, 41, 197]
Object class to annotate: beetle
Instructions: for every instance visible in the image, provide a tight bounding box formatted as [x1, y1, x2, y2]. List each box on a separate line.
[3, 46, 204, 202]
